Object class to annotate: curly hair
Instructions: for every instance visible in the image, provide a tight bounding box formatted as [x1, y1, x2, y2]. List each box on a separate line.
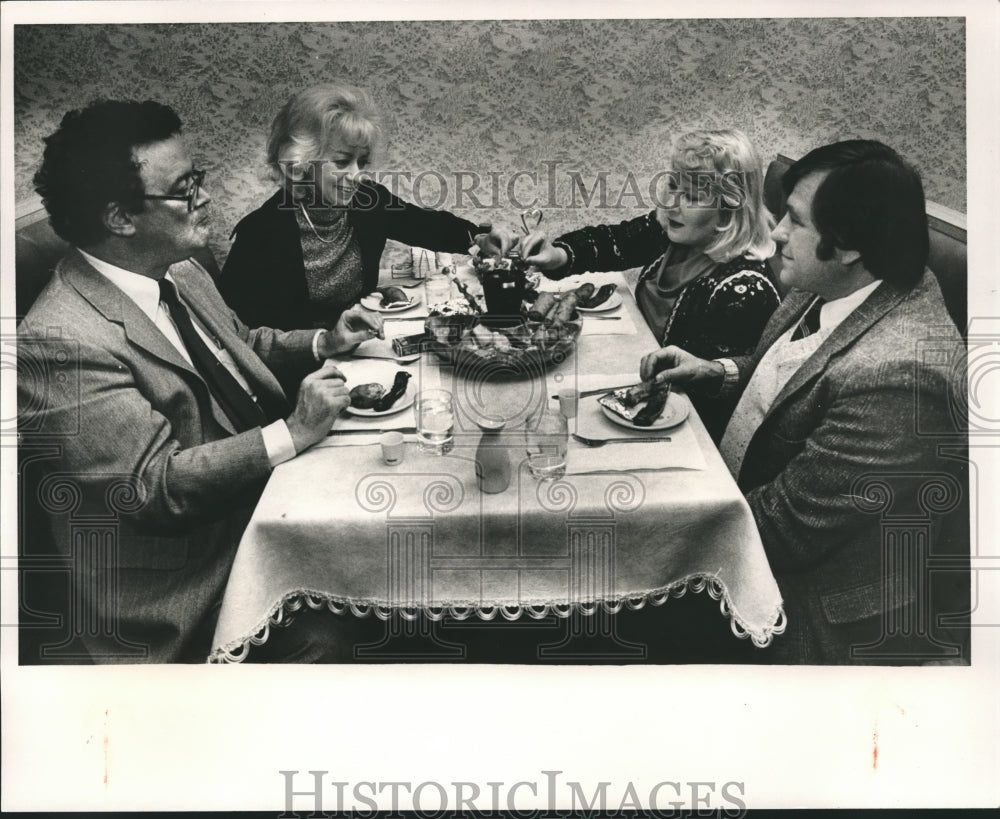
[265, 82, 382, 179]
[33, 99, 182, 247]
[782, 140, 928, 288]
[668, 129, 775, 264]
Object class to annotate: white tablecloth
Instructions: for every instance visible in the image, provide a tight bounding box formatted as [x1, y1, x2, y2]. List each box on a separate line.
[209, 273, 785, 661]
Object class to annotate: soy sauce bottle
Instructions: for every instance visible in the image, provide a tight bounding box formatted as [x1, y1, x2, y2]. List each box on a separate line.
[475, 416, 511, 494]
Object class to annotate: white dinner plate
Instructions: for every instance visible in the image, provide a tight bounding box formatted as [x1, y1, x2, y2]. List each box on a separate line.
[360, 293, 422, 312]
[599, 392, 690, 431]
[345, 385, 416, 417]
[576, 292, 623, 313]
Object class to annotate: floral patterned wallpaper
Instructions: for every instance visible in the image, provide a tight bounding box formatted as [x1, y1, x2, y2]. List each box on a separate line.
[14, 18, 965, 267]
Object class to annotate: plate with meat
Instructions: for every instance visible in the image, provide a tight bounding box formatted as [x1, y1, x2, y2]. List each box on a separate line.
[573, 284, 622, 313]
[345, 371, 415, 416]
[576, 292, 622, 313]
[361, 287, 421, 313]
[597, 381, 689, 430]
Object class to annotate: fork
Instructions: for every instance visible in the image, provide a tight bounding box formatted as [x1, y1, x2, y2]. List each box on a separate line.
[572, 433, 670, 447]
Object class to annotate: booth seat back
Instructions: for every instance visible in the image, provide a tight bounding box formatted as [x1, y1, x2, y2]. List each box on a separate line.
[14, 197, 221, 323]
[763, 154, 967, 335]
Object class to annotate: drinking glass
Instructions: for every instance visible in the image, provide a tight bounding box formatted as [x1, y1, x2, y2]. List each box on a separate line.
[425, 272, 453, 307]
[416, 389, 455, 455]
[557, 387, 579, 419]
[379, 431, 406, 466]
[523, 408, 568, 481]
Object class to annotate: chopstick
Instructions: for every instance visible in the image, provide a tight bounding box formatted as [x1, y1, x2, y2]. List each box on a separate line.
[550, 384, 635, 400]
[328, 427, 417, 436]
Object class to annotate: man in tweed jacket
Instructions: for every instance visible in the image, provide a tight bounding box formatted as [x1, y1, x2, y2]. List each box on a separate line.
[641, 141, 968, 664]
[18, 100, 383, 662]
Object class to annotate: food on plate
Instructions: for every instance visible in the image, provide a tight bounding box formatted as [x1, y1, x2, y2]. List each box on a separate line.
[619, 381, 655, 408]
[429, 298, 476, 317]
[350, 371, 412, 411]
[350, 383, 386, 409]
[579, 283, 618, 309]
[633, 383, 671, 426]
[549, 289, 581, 327]
[372, 371, 412, 412]
[527, 291, 559, 322]
[572, 282, 596, 304]
[598, 380, 672, 424]
[526, 280, 610, 323]
[374, 286, 410, 306]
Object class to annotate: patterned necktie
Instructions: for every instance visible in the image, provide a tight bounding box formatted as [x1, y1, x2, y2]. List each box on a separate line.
[790, 297, 825, 341]
[158, 278, 267, 432]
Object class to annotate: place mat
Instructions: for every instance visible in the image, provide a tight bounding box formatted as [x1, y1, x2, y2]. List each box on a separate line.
[325, 358, 419, 436]
[579, 310, 636, 336]
[556, 374, 706, 474]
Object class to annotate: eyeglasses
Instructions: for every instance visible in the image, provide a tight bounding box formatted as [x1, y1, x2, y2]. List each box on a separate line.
[143, 169, 206, 212]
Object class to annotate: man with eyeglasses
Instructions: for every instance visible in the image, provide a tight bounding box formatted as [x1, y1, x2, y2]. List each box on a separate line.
[18, 99, 384, 662]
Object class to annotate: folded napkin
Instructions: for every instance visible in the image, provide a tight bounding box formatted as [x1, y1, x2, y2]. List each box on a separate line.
[325, 358, 418, 437]
[555, 374, 706, 474]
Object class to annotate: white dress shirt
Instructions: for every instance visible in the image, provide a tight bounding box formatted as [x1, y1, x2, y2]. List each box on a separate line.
[718, 279, 882, 478]
[78, 249, 296, 467]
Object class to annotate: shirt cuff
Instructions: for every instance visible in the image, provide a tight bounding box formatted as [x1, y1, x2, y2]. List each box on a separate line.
[711, 358, 740, 397]
[312, 330, 325, 362]
[262, 420, 297, 468]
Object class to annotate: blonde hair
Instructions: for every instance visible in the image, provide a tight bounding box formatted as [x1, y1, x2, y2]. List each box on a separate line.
[670, 129, 775, 263]
[266, 82, 382, 176]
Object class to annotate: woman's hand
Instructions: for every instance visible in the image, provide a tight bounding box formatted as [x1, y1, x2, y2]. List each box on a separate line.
[476, 226, 519, 258]
[639, 345, 725, 390]
[519, 230, 568, 272]
[318, 305, 384, 355]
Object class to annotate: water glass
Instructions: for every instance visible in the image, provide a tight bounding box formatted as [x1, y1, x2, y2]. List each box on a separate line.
[416, 389, 455, 455]
[425, 272, 453, 307]
[523, 408, 568, 481]
[557, 387, 579, 419]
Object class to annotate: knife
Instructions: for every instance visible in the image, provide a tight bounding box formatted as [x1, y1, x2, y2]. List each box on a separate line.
[551, 384, 635, 400]
[581, 315, 622, 320]
[328, 427, 417, 436]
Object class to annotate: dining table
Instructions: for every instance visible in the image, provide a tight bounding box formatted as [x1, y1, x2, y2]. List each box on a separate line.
[208, 270, 786, 663]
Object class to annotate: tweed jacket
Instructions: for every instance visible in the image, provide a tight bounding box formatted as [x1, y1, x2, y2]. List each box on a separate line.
[726, 271, 967, 663]
[219, 180, 480, 329]
[17, 250, 319, 662]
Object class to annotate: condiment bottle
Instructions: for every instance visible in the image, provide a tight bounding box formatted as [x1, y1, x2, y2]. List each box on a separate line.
[475, 416, 511, 494]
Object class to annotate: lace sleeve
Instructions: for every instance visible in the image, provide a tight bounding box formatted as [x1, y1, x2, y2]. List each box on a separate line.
[547, 211, 667, 278]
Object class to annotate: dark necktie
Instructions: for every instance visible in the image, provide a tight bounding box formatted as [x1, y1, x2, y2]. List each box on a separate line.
[790, 297, 825, 341]
[158, 278, 267, 432]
